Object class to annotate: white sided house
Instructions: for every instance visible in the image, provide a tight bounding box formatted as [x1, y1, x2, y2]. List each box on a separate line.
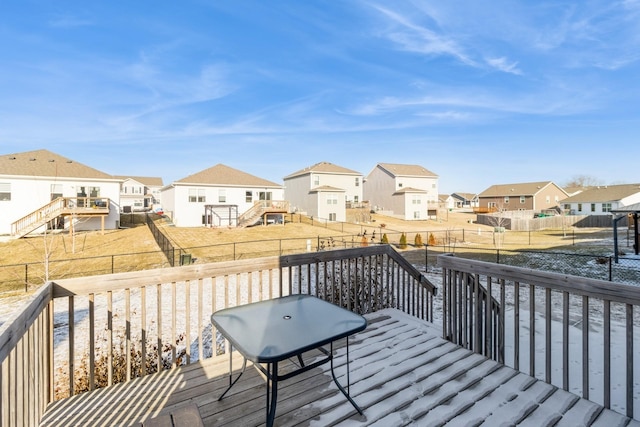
[115, 176, 164, 212]
[364, 163, 439, 221]
[562, 183, 640, 215]
[0, 149, 122, 237]
[161, 164, 286, 228]
[283, 162, 363, 222]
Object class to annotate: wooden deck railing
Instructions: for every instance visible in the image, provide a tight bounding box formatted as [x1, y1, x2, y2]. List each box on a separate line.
[0, 245, 435, 427]
[439, 253, 640, 419]
[11, 197, 110, 237]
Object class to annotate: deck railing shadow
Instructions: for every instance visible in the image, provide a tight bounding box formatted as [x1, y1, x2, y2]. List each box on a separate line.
[439, 253, 640, 419]
[0, 245, 436, 426]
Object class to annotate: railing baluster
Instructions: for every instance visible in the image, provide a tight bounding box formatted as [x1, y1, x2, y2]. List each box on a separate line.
[125, 289, 131, 382]
[107, 291, 113, 386]
[582, 295, 589, 400]
[198, 279, 203, 361]
[157, 284, 163, 371]
[604, 299, 611, 409]
[68, 296, 74, 396]
[626, 304, 634, 419]
[545, 288, 551, 384]
[141, 286, 147, 376]
[171, 282, 177, 366]
[89, 293, 95, 391]
[186, 279, 191, 365]
[514, 281, 520, 371]
[529, 285, 535, 377]
[562, 291, 569, 391]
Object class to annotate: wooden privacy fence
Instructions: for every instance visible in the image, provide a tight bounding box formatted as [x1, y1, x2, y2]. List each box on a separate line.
[439, 253, 640, 419]
[0, 245, 435, 427]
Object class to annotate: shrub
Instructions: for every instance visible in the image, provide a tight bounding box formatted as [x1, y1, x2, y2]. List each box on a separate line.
[399, 233, 407, 249]
[361, 235, 368, 247]
[381, 233, 389, 244]
[428, 232, 437, 246]
[414, 233, 423, 247]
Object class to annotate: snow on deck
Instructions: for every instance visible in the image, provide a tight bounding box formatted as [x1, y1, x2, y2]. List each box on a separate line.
[40, 309, 640, 426]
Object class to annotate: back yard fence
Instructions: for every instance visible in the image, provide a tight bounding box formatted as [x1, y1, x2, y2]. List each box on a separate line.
[2, 228, 639, 295]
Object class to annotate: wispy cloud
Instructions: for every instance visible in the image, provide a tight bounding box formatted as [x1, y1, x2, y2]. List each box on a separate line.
[485, 57, 522, 75]
[367, 4, 476, 66]
[48, 15, 93, 29]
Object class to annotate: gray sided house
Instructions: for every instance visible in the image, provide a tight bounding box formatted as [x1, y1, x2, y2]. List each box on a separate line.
[477, 181, 568, 213]
[562, 183, 640, 215]
[161, 164, 285, 228]
[0, 149, 121, 237]
[284, 162, 363, 222]
[451, 192, 479, 209]
[364, 163, 439, 221]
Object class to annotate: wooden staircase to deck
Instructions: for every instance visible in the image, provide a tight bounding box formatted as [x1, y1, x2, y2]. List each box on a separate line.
[11, 197, 110, 238]
[237, 200, 289, 227]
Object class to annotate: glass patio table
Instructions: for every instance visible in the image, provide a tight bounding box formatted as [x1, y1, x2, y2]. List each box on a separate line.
[211, 294, 367, 427]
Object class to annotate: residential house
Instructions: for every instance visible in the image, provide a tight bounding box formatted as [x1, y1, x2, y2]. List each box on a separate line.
[364, 163, 439, 220]
[0, 149, 121, 236]
[283, 162, 363, 222]
[477, 181, 568, 212]
[115, 176, 163, 212]
[161, 164, 285, 227]
[450, 192, 479, 209]
[562, 183, 640, 215]
[439, 194, 455, 210]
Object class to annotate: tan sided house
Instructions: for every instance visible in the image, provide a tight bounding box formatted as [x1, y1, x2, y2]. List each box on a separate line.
[477, 181, 568, 213]
[562, 183, 640, 215]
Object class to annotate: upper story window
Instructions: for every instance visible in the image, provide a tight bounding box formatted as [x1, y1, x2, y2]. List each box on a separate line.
[398, 183, 403, 188]
[504, 196, 510, 204]
[314, 176, 320, 186]
[327, 193, 338, 205]
[218, 189, 226, 203]
[412, 195, 421, 204]
[51, 184, 63, 200]
[520, 196, 525, 204]
[246, 191, 252, 203]
[355, 177, 360, 187]
[188, 189, 206, 203]
[0, 183, 10, 201]
[546, 196, 551, 203]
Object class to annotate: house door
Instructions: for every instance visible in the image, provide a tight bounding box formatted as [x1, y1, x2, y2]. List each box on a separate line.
[259, 192, 272, 201]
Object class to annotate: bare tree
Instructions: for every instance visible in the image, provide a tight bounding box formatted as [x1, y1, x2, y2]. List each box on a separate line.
[563, 175, 603, 188]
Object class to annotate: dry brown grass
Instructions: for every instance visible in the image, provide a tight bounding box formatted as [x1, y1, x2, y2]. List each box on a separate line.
[0, 210, 615, 296]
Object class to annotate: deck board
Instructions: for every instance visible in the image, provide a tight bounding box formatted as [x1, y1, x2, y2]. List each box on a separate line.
[40, 309, 640, 427]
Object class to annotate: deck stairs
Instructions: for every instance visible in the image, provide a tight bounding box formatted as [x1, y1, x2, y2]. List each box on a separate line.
[237, 200, 289, 228]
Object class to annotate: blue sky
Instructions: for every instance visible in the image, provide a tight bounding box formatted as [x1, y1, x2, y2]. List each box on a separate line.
[1, 1, 639, 193]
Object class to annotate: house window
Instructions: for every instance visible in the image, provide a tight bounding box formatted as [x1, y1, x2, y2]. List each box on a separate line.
[327, 193, 338, 205]
[259, 192, 272, 201]
[398, 183, 403, 188]
[314, 176, 320, 186]
[546, 196, 551, 203]
[51, 184, 63, 200]
[355, 178, 359, 187]
[504, 196, 510, 204]
[188, 189, 206, 202]
[577, 204, 582, 212]
[591, 203, 596, 212]
[412, 195, 421, 204]
[328, 213, 336, 221]
[246, 191, 252, 203]
[520, 196, 525, 204]
[0, 183, 10, 201]
[564, 204, 571, 211]
[414, 211, 421, 219]
[602, 203, 612, 212]
[354, 195, 359, 203]
[218, 190, 226, 203]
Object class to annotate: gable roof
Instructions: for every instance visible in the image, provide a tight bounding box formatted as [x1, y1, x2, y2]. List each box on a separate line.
[284, 162, 361, 179]
[115, 176, 164, 186]
[451, 192, 478, 201]
[393, 187, 427, 194]
[0, 149, 115, 180]
[174, 164, 281, 188]
[309, 185, 346, 193]
[376, 163, 438, 178]
[479, 181, 563, 197]
[562, 183, 640, 203]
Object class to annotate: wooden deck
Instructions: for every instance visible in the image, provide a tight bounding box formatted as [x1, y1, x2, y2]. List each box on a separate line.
[39, 309, 640, 427]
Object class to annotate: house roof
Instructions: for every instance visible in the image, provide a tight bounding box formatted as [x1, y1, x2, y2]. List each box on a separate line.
[115, 176, 164, 186]
[393, 187, 427, 194]
[284, 162, 361, 179]
[451, 192, 478, 201]
[562, 183, 640, 203]
[309, 185, 346, 193]
[0, 149, 115, 180]
[612, 202, 640, 213]
[174, 164, 282, 188]
[376, 163, 438, 178]
[479, 181, 561, 197]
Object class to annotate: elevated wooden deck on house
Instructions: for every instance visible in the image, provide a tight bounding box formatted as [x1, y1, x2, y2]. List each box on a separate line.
[39, 309, 639, 427]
